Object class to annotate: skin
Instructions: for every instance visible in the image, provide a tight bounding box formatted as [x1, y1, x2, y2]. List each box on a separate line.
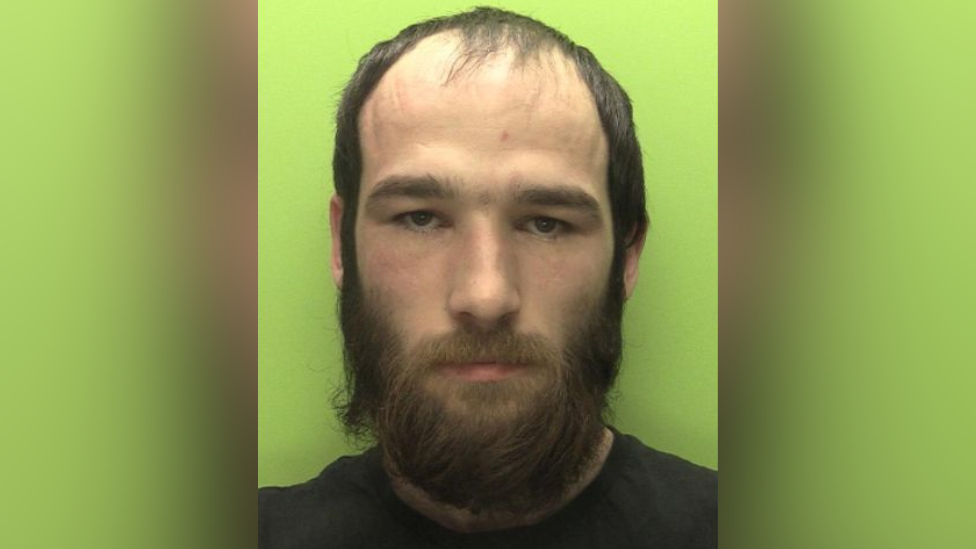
[329, 33, 645, 532]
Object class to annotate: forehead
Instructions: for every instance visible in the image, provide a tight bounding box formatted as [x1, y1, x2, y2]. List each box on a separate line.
[358, 32, 609, 202]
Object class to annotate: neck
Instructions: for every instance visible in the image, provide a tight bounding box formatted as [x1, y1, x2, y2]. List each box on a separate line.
[388, 427, 614, 534]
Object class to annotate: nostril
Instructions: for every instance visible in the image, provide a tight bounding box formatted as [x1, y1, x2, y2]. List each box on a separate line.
[455, 310, 518, 334]
[449, 278, 521, 329]
[447, 231, 521, 326]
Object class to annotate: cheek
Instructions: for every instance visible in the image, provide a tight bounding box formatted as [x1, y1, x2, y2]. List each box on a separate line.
[527, 231, 613, 288]
[357, 228, 448, 323]
[519, 245, 613, 330]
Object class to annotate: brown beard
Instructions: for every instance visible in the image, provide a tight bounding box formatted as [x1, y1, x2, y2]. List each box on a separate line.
[336, 269, 625, 515]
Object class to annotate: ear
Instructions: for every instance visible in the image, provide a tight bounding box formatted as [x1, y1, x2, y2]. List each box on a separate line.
[623, 225, 648, 300]
[329, 194, 345, 289]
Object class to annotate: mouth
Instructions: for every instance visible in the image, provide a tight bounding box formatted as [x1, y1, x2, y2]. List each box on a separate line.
[440, 361, 526, 382]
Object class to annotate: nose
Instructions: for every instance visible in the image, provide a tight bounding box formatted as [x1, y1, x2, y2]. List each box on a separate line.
[447, 223, 521, 331]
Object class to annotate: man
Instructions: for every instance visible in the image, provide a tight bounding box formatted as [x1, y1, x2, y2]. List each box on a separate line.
[260, 7, 716, 548]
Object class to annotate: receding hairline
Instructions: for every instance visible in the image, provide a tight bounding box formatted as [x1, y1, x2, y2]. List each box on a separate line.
[382, 32, 580, 94]
[423, 28, 576, 84]
[360, 30, 598, 131]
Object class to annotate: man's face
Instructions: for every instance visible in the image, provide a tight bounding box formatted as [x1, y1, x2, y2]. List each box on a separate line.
[331, 34, 631, 512]
[343, 34, 614, 365]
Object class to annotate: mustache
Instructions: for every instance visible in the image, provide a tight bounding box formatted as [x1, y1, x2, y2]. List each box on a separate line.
[407, 329, 561, 372]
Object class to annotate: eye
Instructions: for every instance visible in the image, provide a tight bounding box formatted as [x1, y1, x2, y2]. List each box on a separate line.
[407, 211, 434, 227]
[533, 218, 559, 233]
[396, 210, 443, 233]
[526, 217, 567, 237]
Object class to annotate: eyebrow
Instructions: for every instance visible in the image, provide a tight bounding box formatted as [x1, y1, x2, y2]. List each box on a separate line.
[514, 185, 603, 220]
[365, 175, 603, 221]
[367, 175, 458, 204]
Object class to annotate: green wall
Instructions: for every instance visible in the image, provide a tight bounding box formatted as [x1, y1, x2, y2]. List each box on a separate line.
[259, 0, 717, 487]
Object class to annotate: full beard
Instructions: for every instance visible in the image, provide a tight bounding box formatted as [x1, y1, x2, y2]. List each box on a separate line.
[337, 272, 625, 516]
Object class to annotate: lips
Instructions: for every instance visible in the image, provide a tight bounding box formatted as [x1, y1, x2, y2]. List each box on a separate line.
[440, 361, 525, 382]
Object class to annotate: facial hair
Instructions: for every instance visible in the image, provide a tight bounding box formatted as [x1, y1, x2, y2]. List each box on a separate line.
[336, 270, 625, 515]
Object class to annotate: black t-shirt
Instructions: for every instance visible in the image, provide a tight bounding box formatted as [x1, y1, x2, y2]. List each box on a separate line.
[259, 429, 717, 548]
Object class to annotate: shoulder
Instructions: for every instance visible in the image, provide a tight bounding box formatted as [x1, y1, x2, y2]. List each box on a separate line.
[259, 453, 383, 549]
[610, 432, 717, 547]
[618, 432, 717, 498]
[260, 451, 377, 506]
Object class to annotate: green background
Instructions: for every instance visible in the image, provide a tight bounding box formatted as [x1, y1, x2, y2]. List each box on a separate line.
[259, 0, 717, 487]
